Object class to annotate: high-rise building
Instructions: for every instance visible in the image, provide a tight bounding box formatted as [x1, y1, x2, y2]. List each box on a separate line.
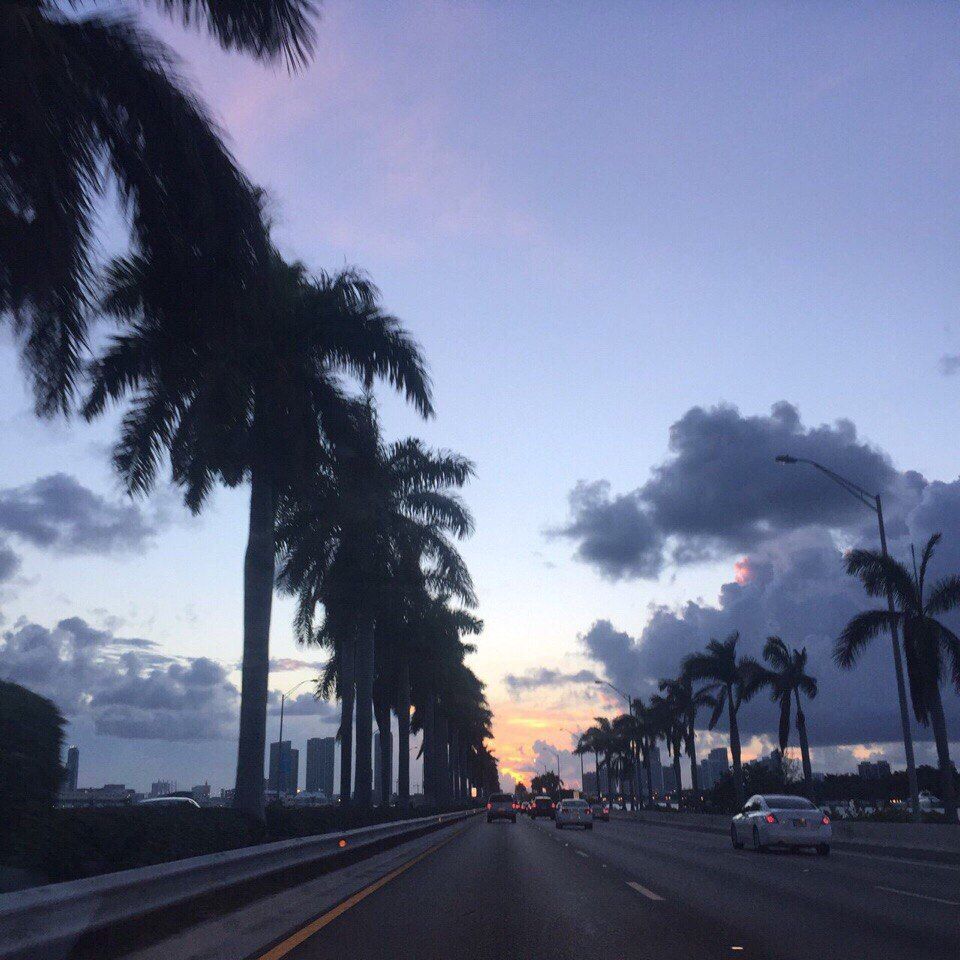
[269, 741, 299, 794]
[858, 760, 892, 780]
[191, 782, 211, 804]
[306, 736, 336, 797]
[697, 747, 730, 792]
[647, 748, 664, 797]
[662, 762, 678, 794]
[150, 780, 175, 797]
[65, 746, 79, 791]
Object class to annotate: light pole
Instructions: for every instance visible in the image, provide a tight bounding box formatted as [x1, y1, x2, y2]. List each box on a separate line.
[274, 678, 312, 803]
[775, 454, 920, 822]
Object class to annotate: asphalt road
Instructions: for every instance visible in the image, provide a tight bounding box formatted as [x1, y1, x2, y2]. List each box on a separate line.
[262, 814, 960, 960]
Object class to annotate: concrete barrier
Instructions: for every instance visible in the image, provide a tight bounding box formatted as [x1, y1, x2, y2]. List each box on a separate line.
[612, 809, 960, 862]
[0, 808, 479, 959]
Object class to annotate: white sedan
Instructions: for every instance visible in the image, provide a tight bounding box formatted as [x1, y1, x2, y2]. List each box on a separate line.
[731, 794, 831, 855]
[555, 798, 594, 830]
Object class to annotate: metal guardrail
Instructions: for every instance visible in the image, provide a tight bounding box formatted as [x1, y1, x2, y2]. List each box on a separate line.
[0, 807, 479, 959]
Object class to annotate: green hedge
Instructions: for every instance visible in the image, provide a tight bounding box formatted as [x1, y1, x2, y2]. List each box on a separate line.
[7, 801, 477, 886]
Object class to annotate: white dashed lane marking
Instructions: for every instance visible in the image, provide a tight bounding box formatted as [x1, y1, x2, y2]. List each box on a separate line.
[627, 881, 665, 901]
[575, 850, 589, 858]
[875, 885, 959, 906]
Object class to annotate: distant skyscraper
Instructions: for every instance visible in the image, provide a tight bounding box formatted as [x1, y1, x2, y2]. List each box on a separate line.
[662, 762, 678, 794]
[645, 748, 664, 797]
[65, 746, 79, 791]
[857, 760, 891, 780]
[150, 780, 175, 797]
[697, 748, 730, 792]
[269, 741, 299, 794]
[306, 737, 336, 797]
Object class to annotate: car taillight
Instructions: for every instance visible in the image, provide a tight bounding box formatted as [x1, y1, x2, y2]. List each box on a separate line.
[821, 815, 830, 825]
[764, 813, 777, 824]
[551, 802, 556, 809]
[486, 802, 491, 810]
[603, 807, 609, 814]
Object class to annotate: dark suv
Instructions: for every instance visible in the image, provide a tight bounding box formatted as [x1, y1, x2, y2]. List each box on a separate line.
[486, 792, 517, 823]
[530, 795, 556, 819]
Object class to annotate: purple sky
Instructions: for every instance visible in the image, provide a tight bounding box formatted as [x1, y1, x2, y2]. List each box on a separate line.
[2, 1, 960, 791]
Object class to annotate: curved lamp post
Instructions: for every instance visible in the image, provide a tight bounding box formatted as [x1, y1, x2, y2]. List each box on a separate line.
[775, 454, 919, 822]
[274, 678, 313, 802]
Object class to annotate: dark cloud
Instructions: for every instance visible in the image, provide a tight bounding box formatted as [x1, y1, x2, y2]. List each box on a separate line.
[0, 542, 19, 583]
[938, 354, 960, 376]
[503, 667, 599, 697]
[553, 402, 900, 579]
[581, 526, 960, 749]
[0, 473, 160, 554]
[0, 616, 236, 740]
[270, 690, 339, 719]
[549, 482, 663, 580]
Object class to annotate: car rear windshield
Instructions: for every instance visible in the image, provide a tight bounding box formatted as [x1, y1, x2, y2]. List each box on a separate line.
[490, 794, 513, 802]
[767, 797, 816, 810]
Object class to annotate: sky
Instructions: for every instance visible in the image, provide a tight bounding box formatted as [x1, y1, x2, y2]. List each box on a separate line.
[2, 0, 960, 793]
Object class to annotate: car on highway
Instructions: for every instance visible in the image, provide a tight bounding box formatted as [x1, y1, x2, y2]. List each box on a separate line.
[555, 798, 593, 830]
[137, 796, 201, 809]
[731, 794, 831, 855]
[590, 799, 610, 821]
[486, 792, 517, 823]
[530, 795, 556, 819]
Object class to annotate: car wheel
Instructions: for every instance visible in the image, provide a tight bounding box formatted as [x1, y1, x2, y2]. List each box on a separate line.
[555, 821, 562, 829]
[511, 817, 516, 823]
[487, 818, 492, 823]
[586, 823, 593, 830]
[816, 844, 830, 856]
[753, 826, 766, 852]
[731, 824, 744, 850]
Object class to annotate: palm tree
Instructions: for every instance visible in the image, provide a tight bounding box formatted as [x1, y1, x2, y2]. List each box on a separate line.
[658, 670, 713, 799]
[585, 717, 616, 799]
[86, 260, 431, 819]
[838, 533, 960, 823]
[2, 1, 317, 413]
[758, 637, 818, 795]
[276, 413, 474, 808]
[683, 633, 763, 809]
[650, 692, 686, 807]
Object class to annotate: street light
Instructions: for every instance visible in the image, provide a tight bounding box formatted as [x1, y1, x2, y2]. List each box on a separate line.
[274, 678, 313, 802]
[775, 453, 920, 822]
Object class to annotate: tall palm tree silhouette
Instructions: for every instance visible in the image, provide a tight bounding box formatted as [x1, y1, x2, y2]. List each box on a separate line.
[838, 533, 960, 823]
[758, 637, 818, 795]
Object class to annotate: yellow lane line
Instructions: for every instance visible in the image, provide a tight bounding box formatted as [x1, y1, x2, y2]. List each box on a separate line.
[255, 822, 471, 960]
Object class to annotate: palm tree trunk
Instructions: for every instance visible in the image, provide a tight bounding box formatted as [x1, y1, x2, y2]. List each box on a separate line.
[794, 690, 813, 797]
[338, 639, 355, 803]
[672, 749, 683, 808]
[927, 687, 958, 823]
[397, 663, 411, 810]
[233, 460, 276, 821]
[374, 697, 392, 805]
[728, 688, 744, 809]
[423, 696, 436, 803]
[437, 715, 450, 803]
[353, 614, 375, 807]
[593, 750, 600, 797]
[644, 749, 654, 807]
[687, 718, 700, 795]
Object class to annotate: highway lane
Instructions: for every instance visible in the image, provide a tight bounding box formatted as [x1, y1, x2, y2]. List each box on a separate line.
[275, 812, 761, 960]
[261, 813, 958, 960]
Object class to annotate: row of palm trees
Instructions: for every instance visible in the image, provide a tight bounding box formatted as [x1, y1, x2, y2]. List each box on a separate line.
[579, 533, 960, 822]
[3, 1, 498, 818]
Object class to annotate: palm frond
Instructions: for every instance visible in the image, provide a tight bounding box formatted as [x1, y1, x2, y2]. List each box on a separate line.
[835, 609, 899, 668]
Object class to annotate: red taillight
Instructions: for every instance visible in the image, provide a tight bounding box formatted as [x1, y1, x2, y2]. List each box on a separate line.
[486, 802, 492, 809]
[821, 815, 830, 825]
[551, 802, 556, 809]
[603, 807, 609, 814]
[764, 813, 777, 824]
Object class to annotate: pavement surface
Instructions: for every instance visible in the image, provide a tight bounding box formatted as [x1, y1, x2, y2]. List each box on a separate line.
[128, 813, 960, 960]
